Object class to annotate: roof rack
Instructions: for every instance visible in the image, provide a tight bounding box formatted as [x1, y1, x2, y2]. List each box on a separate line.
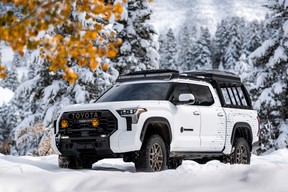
[116, 69, 241, 84]
[182, 70, 241, 84]
[116, 69, 180, 82]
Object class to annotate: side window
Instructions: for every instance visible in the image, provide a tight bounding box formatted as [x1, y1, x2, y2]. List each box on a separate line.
[190, 84, 214, 106]
[221, 87, 231, 105]
[231, 87, 242, 105]
[170, 83, 191, 101]
[227, 87, 237, 105]
[236, 86, 248, 106]
[220, 84, 249, 108]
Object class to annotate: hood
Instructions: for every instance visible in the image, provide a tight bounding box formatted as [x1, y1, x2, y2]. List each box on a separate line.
[61, 100, 171, 113]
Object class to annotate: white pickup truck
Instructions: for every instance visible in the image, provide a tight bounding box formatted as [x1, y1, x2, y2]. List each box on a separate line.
[52, 70, 259, 172]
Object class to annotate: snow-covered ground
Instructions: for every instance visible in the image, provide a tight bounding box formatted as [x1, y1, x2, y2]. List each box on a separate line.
[1, 149, 288, 192]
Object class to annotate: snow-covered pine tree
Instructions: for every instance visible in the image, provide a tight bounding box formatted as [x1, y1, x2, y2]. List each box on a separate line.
[12, 51, 25, 68]
[192, 27, 212, 70]
[0, 66, 19, 91]
[159, 28, 178, 70]
[158, 33, 166, 67]
[223, 17, 243, 70]
[233, 54, 255, 89]
[177, 25, 196, 71]
[213, 19, 230, 69]
[261, 13, 276, 42]
[241, 20, 263, 58]
[0, 103, 8, 153]
[249, 0, 288, 152]
[0, 103, 20, 154]
[27, 57, 39, 80]
[113, 0, 159, 75]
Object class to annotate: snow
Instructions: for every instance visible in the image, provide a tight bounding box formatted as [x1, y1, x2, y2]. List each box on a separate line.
[0, 86, 14, 106]
[268, 46, 288, 68]
[276, 123, 288, 149]
[0, 43, 14, 68]
[272, 82, 284, 94]
[0, 150, 288, 192]
[249, 39, 276, 59]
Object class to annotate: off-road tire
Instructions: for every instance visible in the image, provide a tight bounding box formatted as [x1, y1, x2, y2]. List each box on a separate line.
[135, 134, 167, 172]
[231, 138, 251, 164]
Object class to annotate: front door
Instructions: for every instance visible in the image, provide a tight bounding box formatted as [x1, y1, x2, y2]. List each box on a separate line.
[170, 83, 201, 151]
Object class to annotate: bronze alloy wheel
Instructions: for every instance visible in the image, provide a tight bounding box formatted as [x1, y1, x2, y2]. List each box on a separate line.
[149, 143, 164, 171]
[235, 144, 248, 164]
[134, 134, 167, 172]
[231, 137, 251, 164]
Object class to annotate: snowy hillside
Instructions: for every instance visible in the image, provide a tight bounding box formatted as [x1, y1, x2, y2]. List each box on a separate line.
[150, 0, 268, 34]
[1, 149, 288, 192]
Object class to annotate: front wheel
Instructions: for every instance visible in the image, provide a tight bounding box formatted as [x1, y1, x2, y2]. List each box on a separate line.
[231, 138, 251, 164]
[134, 135, 167, 172]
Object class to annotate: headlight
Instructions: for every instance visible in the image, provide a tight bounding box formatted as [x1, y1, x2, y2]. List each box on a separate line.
[117, 108, 147, 124]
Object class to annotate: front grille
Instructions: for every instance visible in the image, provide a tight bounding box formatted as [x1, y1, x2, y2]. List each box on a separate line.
[59, 110, 117, 137]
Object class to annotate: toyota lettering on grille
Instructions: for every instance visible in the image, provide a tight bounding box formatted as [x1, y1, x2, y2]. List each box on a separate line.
[70, 112, 99, 119]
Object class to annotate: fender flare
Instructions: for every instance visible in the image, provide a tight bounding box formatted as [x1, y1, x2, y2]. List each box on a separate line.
[230, 122, 253, 146]
[140, 117, 172, 144]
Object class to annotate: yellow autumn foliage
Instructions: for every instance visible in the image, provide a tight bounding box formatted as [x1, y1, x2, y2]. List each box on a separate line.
[0, 0, 125, 84]
[0, 65, 7, 79]
[102, 63, 109, 71]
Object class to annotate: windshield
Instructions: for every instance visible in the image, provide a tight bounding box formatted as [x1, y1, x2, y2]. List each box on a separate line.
[97, 82, 172, 102]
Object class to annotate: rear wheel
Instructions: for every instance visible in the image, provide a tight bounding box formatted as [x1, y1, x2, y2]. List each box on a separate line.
[231, 138, 251, 164]
[135, 135, 167, 172]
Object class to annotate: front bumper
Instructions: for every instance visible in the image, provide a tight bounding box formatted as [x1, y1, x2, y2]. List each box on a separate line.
[55, 133, 118, 158]
[51, 109, 146, 156]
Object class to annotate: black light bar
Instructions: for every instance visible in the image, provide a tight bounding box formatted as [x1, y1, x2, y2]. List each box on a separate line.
[116, 69, 179, 82]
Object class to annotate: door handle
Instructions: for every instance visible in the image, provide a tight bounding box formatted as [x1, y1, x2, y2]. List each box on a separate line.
[193, 111, 200, 116]
[217, 112, 224, 117]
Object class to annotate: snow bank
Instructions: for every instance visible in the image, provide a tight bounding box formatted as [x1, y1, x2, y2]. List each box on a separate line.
[1, 150, 288, 192]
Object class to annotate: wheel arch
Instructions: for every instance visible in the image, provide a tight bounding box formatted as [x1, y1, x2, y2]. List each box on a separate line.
[140, 117, 172, 146]
[231, 122, 253, 150]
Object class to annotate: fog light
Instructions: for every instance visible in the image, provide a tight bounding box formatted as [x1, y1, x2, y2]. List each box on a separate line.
[61, 119, 69, 128]
[91, 118, 100, 127]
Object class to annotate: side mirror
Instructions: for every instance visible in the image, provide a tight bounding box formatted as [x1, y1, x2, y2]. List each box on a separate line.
[178, 94, 196, 105]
